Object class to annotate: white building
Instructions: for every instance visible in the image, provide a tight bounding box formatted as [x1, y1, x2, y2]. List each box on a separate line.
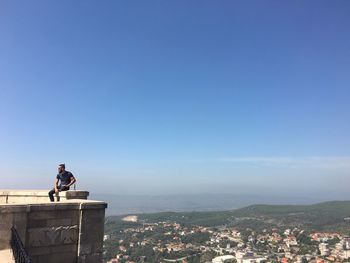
[212, 255, 235, 263]
[344, 250, 350, 259]
[241, 256, 266, 263]
[319, 243, 330, 256]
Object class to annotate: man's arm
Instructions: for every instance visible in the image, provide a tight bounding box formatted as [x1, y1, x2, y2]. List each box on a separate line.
[67, 175, 76, 187]
[54, 178, 59, 192]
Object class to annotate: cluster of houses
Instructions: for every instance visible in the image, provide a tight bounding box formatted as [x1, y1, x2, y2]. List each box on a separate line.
[106, 219, 350, 263]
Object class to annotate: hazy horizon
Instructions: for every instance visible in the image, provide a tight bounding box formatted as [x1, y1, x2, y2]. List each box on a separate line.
[1, 1, 349, 199]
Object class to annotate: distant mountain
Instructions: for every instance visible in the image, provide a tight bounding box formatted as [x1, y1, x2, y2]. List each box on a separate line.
[233, 200, 350, 217]
[229, 201, 350, 233]
[91, 193, 326, 216]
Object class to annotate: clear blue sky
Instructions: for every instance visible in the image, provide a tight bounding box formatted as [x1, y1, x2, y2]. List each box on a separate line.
[1, 1, 349, 198]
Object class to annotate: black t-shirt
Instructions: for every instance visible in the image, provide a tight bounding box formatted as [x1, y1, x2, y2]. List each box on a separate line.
[57, 171, 74, 186]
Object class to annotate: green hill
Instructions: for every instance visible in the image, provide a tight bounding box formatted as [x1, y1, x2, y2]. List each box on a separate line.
[107, 201, 350, 234]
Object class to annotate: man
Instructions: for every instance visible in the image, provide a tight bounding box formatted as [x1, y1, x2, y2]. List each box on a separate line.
[48, 163, 76, 202]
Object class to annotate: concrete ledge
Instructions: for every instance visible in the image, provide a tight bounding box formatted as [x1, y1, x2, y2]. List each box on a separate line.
[0, 190, 89, 204]
[0, 200, 107, 212]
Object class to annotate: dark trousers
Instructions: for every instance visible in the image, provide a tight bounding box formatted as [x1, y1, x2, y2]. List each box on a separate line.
[48, 185, 70, 202]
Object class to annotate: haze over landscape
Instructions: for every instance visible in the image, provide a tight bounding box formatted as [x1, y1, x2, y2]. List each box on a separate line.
[1, 1, 350, 204]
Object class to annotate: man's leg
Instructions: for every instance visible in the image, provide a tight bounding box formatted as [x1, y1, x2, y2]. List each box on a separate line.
[56, 186, 70, 202]
[61, 186, 70, 191]
[48, 189, 55, 202]
[56, 186, 61, 202]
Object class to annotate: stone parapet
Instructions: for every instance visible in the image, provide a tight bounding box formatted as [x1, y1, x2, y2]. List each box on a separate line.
[0, 192, 107, 263]
[0, 190, 89, 204]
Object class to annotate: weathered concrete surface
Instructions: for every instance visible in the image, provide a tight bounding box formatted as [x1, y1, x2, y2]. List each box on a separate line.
[0, 249, 15, 263]
[0, 190, 89, 204]
[0, 192, 107, 263]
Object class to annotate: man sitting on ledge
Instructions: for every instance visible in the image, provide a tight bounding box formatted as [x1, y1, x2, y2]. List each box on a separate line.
[48, 163, 76, 202]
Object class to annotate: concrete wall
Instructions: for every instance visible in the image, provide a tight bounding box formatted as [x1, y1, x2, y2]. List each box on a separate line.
[0, 191, 107, 263]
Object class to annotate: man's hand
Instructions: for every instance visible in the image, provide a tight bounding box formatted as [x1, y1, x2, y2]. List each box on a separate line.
[54, 187, 59, 194]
